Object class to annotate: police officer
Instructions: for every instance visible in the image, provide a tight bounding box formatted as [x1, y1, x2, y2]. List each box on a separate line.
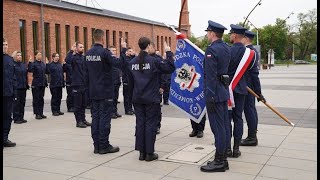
[12, 51, 28, 124]
[63, 42, 76, 112]
[225, 24, 249, 158]
[3, 38, 17, 147]
[200, 21, 230, 172]
[84, 29, 124, 154]
[128, 37, 175, 161]
[46, 53, 65, 116]
[161, 65, 171, 105]
[28, 50, 48, 120]
[189, 116, 206, 138]
[108, 46, 122, 119]
[241, 30, 265, 146]
[66, 42, 91, 128]
[121, 47, 135, 115]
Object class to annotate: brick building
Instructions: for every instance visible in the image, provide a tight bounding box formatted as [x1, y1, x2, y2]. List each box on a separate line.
[3, 0, 191, 62]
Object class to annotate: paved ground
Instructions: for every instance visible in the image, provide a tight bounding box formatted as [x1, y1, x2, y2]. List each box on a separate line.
[3, 65, 317, 180]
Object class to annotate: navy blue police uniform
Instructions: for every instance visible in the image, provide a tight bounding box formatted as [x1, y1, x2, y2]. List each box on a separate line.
[200, 21, 231, 173]
[161, 71, 171, 105]
[3, 53, 16, 146]
[46, 61, 65, 115]
[241, 30, 263, 146]
[226, 24, 249, 158]
[13, 60, 28, 124]
[128, 49, 175, 160]
[189, 116, 206, 138]
[63, 50, 74, 112]
[66, 52, 90, 127]
[84, 43, 123, 154]
[121, 49, 135, 115]
[28, 60, 48, 119]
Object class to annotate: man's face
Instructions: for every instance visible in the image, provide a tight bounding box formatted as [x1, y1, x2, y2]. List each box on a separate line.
[109, 48, 117, 55]
[72, 43, 77, 51]
[230, 33, 235, 44]
[76, 44, 84, 54]
[53, 54, 60, 62]
[206, 31, 214, 41]
[36, 52, 42, 60]
[3, 41, 8, 54]
[126, 49, 133, 56]
[16, 53, 22, 62]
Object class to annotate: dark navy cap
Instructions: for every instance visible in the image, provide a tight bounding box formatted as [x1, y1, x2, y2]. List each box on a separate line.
[229, 24, 247, 34]
[244, 30, 256, 39]
[205, 20, 227, 33]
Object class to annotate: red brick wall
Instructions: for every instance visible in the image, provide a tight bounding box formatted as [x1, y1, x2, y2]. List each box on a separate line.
[3, 0, 178, 62]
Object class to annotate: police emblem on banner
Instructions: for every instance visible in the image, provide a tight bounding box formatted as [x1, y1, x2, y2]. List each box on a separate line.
[176, 39, 186, 52]
[174, 63, 201, 92]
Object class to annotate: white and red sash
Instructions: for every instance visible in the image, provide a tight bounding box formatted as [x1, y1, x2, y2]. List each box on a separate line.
[228, 48, 255, 109]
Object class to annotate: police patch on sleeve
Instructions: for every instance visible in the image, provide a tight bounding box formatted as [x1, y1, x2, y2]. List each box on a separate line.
[174, 63, 201, 92]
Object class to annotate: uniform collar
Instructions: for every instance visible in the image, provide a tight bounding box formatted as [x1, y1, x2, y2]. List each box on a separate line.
[93, 43, 103, 48]
[211, 39, 223, 45]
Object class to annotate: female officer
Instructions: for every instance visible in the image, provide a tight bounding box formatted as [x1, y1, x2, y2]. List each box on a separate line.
[12, 51, 28, 124]
[28, 50, 48, 119]
[128, 37, 175, 161]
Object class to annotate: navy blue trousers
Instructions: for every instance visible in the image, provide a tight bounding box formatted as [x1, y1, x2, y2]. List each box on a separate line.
[207, 101, 229, 154]
[244, 92, 258, 135]
[66, 85, 73, 110]
[190, 115, 206, 132]
[91, 99, 113, 150]
[112, 84, 120, 114]
[50, 87, 62, 113]
[123, 84, 133, 113]
[13, 89, 27, 121]
[73, 86, 87, 123]
[3, 96, 13, 141]
[31, 86, 45, 115]
[134, 103, 159, 154]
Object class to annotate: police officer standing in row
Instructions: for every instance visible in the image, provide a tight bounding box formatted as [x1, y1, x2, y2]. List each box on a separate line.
[84, 29, 125, 154]
[121, 47, 135, 115]
[128, 37, 175, 161]
[3, 38, 17, 147]
[200, 21, 231, 172]
[189, 116, 206, 138]
[67, 42, 91, 128]
[12, 51, 28, 124]
[241, 30, 265, 146]
[63, 42, 76, 112]
[226, 24, 248, 158]
[28, 50, 48, 120]
[46, 53, 65, 116]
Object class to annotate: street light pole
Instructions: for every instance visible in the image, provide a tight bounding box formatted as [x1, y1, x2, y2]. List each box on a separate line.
[246, 19, 259, 46]
[243, 0, 262, 26]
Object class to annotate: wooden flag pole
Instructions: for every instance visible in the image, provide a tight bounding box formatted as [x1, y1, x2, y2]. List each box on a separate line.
[246, 86, 295, 127]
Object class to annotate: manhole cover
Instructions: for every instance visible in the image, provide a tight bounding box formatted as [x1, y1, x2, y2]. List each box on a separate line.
[195, 147, 204, 150]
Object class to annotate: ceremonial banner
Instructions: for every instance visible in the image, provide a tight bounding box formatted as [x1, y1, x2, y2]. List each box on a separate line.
[169, 32, 206, 123]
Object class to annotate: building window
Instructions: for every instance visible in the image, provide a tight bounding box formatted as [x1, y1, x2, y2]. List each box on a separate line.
[91, 28, 96, 45]
[83, 27, 88, 52]
[165, 37, 168, 44]
[19, 20, 27, 62]
[157, 36, 160, 50]
[125, 32, 129, 46]
[112, 31, 116, 46]
[106, 30, 110, 48]
[75, 26, 79, 42]
[169, 37, 171, 47]
[118, 31, 122, 50]
[32, 21, 38, 54]
[44, 22, 50, 60]
[55, 24, 61, 54]
[161, 36, 164, 55]
[65, 25, 70, 51]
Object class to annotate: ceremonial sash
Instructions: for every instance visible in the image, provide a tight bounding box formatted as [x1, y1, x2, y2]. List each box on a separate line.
[228, 48, 255, 109]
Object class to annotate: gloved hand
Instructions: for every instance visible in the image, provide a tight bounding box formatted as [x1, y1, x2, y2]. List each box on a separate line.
[257, 94, 266, 103]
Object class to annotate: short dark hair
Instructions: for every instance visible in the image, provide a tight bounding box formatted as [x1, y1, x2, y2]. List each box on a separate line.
[93, 29, 104, 41]
[214, 32, 223, 38]
[75, 41, 82, 47]
[138, 37, 151, 50]
[34, 50, 41, 56]
[51, 52, 59, 58]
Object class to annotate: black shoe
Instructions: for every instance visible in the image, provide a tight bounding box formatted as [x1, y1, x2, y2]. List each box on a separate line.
[83, 120, 92, 126]
[201, 153, 225, 172]
[99, 145, 120, 154]
[58, 111, 64, 115]
[40, 114, 47, 119]
[139, 152, 146, 161]
[240, 135, 258, 146]
[197, 131, 204, 138]
[226, 148, 233, 158]
[125, 111, 134, 115]
[94, 148, 99, 154]
[223, 152, 229, 170]
[164, 102, 169, 105]
[189, 130, 198, 137]
[76, 122, 87, 128]
[3, 140, 16, 147]
[21, 119, 27, 123]
[111, 114, 118, 119]
[52, 112, 60, 116]
[35, 114, 43, 119]
[145, 153, 158, 161]
[68, 108, 74, 112]
[156, 128, 160, 134]
[14, 120, 24, 124]
[232, 140, 241, 158]
[115, 112, 122, 118]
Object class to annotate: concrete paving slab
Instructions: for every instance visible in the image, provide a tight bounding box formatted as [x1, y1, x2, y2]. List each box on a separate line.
[258, 165, 317, 180]
[273, 148, 317, 161]
[3, 167, 72, 180]
[266, 156, 317, 172]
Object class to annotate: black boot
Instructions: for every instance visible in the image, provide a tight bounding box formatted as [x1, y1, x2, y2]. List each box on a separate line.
[240, 131, 258, 146]
[200, 153, 225, 172]
[99, 145, 120, 154]
[223, 151, 229, 170]
[145, 153, 158, 161]
[196, 131, 204, 138]
[233, 140, 241, 158]
[3, 139, 16, 147]
[226, 147, 233, 157]
[139, 152, 146, 161]
[189, 130, 198, 137]
[94, 144, 99, 154]
[35, 114, 43, 119]
[40, 114, 47, 119]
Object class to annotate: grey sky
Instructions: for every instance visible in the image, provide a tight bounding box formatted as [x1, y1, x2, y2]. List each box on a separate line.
[67, 0, 317, 37]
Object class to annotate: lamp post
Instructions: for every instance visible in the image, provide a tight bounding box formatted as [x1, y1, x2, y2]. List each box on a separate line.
[246, 18, 259, 46]
[243, 0, 262, 26]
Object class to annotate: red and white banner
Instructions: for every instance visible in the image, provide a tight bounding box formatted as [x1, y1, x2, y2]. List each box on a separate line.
[228, 48, 255, 109]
